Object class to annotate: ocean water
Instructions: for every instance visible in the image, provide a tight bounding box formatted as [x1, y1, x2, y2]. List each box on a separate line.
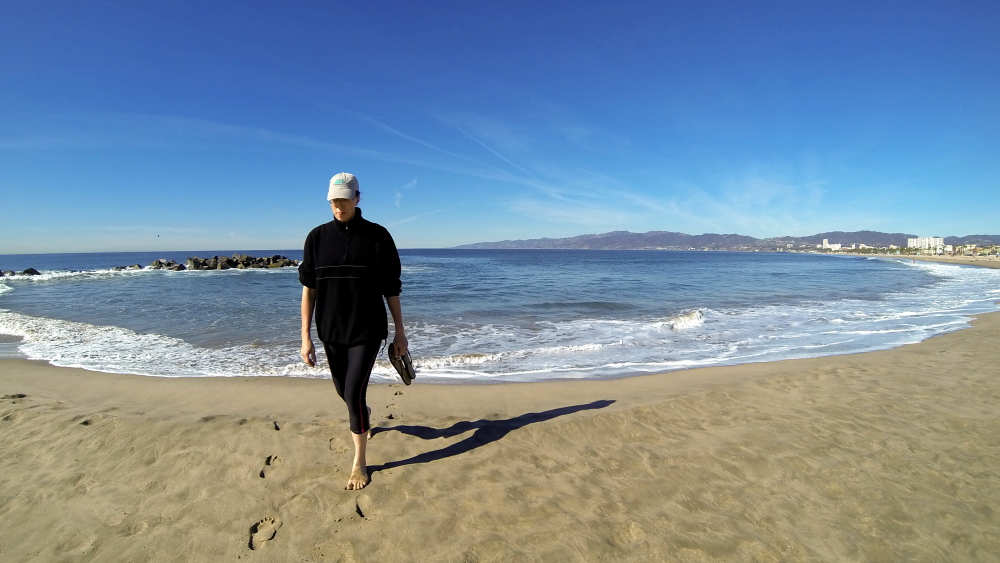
[1, 250, 999, 383]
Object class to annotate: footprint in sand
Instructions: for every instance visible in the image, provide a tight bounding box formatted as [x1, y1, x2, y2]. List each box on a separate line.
[356, 493, 373, 518]
[259, 455, 283, 478]
[57, 532, 96, 553]
[329, 439, 348, 454]
[249, 517, 282, 550]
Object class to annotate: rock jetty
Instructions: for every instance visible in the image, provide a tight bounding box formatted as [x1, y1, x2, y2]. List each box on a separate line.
[1, 255, 298, 276]
[144, 254, 299, 271]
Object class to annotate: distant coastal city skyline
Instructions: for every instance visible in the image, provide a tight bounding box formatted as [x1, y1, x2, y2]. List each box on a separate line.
[454, 229, 1000, 253]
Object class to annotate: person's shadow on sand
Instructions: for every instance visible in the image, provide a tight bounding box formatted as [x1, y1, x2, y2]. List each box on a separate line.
[368, 399, 614, 473]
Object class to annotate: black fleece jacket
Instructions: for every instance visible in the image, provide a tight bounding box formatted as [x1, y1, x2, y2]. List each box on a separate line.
[298, 208, 402, 346]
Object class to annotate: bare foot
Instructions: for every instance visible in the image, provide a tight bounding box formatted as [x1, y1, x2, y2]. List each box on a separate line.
[346, 465, 369, 490]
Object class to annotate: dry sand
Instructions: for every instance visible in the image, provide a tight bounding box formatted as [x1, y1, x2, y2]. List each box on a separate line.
[2, 313, 1000, 562]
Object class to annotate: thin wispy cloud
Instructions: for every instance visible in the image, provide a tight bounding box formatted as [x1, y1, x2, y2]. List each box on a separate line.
[394, 179, 416, 209]
[306, 102, 524, 180]
[427, 111, 541, 181]
[451, 124, 540, 181]
[4, 111, 849, 240]
[508, 198, 633, 228]
[388, 206, 460, 227]
[653, 174, 838, 237]
[10, 112, 543, 188]
[299, 99, 640, 210]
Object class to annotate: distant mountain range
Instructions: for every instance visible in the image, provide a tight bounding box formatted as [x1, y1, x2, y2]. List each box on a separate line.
[454, 231, 1000, 250]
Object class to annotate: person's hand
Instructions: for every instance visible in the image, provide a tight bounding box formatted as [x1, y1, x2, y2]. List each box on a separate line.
[392, 332, 408, 357]
[301, 339, 316, 367]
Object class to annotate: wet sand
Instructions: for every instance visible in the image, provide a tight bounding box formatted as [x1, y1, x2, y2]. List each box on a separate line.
[2, 315, 1000, 561]
[873, 254, 1000, 269]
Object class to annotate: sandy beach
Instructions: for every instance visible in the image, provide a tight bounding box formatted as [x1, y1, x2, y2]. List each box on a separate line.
[2, 308, 1000, 562]
[874, 254, 1000, 269]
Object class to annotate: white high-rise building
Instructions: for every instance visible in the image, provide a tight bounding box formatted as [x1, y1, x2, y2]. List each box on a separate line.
[907, 237, 945, 251]
[821, 239, 842, 251]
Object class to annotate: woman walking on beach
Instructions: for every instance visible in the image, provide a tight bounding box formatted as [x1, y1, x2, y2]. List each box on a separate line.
[298, 172, 408, 490]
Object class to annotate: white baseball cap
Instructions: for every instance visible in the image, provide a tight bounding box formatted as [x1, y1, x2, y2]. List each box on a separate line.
[327, 172, 359, 200]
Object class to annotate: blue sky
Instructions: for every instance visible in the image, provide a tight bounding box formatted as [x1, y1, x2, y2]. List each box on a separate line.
[1, 0, 997, 253]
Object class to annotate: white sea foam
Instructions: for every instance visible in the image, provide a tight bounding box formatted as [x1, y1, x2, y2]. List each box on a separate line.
[400, 265, 436, 274]
[0, 267, 153, 284]
[388, 261, 1000, 381]
[0, 309, 312, 378]
[0, 306, 415, 383]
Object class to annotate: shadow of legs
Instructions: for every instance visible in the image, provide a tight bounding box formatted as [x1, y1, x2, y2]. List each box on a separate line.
[368, 399, 614, 472]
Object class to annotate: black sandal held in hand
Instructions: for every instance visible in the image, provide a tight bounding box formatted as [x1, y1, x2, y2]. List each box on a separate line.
[388, 342, 416, 385]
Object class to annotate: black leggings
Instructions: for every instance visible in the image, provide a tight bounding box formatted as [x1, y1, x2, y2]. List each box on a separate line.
[323, 340, 382, 434]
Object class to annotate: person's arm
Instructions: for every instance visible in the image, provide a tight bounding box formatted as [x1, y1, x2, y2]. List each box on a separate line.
[386, 295, 408, 356]
[380, 228, 407, 356]
[300, 286, 317, 366]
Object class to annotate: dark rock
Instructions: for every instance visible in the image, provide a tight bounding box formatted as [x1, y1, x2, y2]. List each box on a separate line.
[0, 270, 4, 277]
[112, 266, 126, 271]
[3, 271, 15, 276]
[150, 259, 185, 271]
[126, 264, 142, 270]
[186, 257, 207, 270]
[268, 258, 294, 268]
[22, 268, 41, 276]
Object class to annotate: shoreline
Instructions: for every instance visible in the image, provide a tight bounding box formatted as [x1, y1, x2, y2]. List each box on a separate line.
[884, 253, 1000, 269]
[3, 310, 1000, 560]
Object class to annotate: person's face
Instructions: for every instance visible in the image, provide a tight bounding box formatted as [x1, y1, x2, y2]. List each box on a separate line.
[330, 195, 358, 222]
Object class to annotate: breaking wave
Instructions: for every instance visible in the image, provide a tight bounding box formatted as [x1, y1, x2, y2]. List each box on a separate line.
[666, 310, 704, 331]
